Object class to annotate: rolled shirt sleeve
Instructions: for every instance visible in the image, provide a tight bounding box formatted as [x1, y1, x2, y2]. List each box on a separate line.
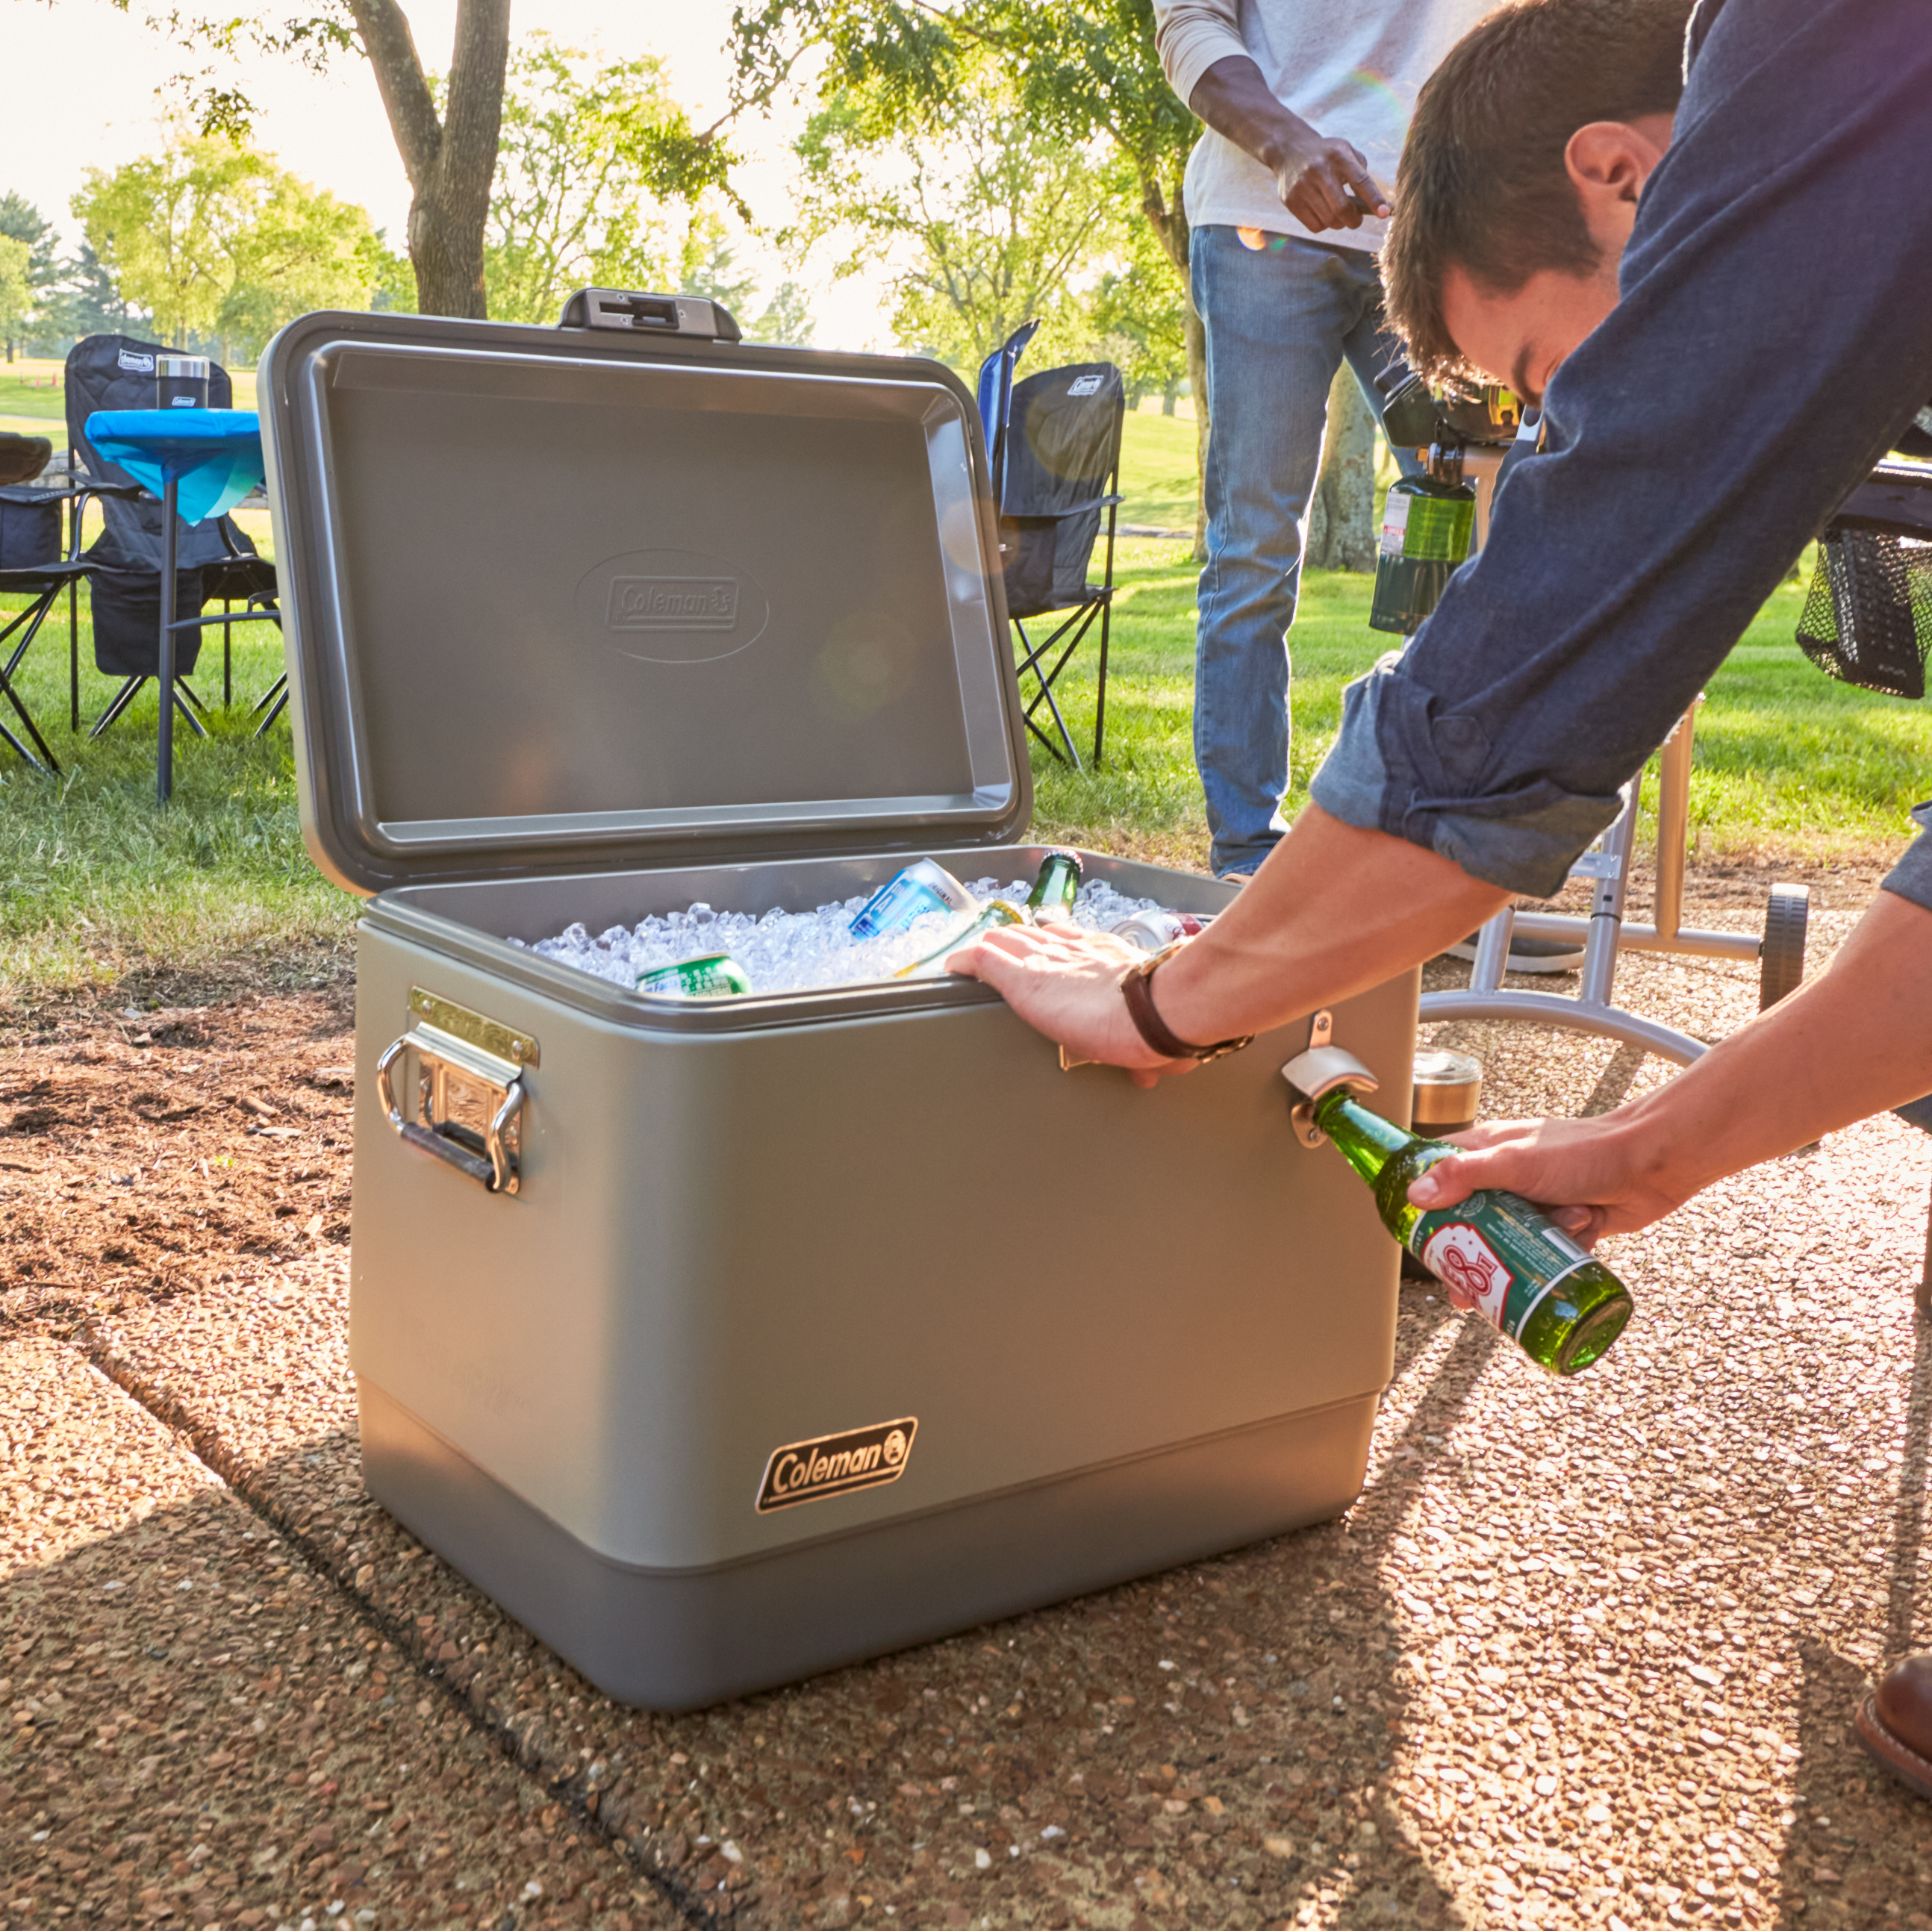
[1883, 808, 1932, 917]
[1151, 0, 1249, 114]
[1310, 0, 1932, 900]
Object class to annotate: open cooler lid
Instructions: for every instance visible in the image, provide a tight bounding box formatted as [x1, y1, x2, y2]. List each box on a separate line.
[258, 308, 1032, 894]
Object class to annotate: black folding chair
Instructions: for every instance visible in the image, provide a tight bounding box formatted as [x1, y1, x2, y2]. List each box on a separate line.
[990, 360, 1126, 770]
[1791, 428, 1932, 1313]
[63, 335, 281, 740]
[0, 487, 90, 774]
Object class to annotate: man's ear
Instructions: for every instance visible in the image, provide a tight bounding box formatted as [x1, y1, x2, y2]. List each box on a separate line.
[1564, 114, 1674, 249]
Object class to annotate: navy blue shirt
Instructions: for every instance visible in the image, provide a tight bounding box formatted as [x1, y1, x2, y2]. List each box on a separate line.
[1311, 0, 1932, 912]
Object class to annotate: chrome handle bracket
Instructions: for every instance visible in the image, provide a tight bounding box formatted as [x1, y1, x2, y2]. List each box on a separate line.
[376, 996, 533, 1195]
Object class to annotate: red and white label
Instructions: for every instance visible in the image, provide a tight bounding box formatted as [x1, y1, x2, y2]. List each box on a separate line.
[1421, 1222, 1513, 1323]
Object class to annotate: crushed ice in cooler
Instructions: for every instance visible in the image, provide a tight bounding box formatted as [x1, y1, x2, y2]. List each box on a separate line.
[515, 878, 1166, 996]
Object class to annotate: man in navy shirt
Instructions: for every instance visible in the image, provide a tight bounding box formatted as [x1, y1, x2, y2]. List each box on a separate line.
[954, 0, 1932, 1795]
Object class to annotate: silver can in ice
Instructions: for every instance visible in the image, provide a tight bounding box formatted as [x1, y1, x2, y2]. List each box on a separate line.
[848, 858, 978, 940]
[1108, 910, 1209, 952]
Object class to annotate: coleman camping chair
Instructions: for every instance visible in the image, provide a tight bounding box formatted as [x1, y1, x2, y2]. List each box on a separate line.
[63, 334, 281, 738]
[977, 337, 1125, 770]
[0, 484, 93, 773]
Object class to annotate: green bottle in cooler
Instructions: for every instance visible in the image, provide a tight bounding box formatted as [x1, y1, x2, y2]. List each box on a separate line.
[1369, 437, 1477, 636]
[1311, 1087, 1633, 1376]
[1026, 849, 1083, 923]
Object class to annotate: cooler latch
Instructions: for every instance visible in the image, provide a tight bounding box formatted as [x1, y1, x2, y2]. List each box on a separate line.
[374, 988, 537, 1196]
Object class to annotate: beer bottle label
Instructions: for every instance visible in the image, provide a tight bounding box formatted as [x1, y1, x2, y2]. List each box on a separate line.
[1410, 1191, 1593, 1343]
[1378, 492, 1412, 559]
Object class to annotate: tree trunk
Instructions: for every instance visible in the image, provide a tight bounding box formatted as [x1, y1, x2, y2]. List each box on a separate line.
[1303, 362, 1378, 573]
[349, 0, 511, 319]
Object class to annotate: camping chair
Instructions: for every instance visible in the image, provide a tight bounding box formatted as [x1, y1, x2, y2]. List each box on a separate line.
[63, 334, 280, 737]
[1789, 430, 1932, 1314]
[976, 333, 1125, 770]
[0, 486, 92, 774]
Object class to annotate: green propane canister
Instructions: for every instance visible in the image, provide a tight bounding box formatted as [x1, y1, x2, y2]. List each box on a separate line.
[1369, 436, 1477, 636]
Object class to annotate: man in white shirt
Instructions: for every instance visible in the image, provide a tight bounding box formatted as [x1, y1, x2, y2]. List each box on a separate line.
[1153, 0, 1490, 877]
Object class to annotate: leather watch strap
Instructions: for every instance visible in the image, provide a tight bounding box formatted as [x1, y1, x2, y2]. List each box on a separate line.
[1120, 942, 1254, 1064]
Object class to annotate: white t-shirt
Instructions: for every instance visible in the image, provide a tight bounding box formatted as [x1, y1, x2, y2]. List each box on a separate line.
[1153, 0, 1495, 248]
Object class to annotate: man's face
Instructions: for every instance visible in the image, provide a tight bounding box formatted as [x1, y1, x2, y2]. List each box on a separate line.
[1440, 255, 1622, 407]
[1437, 113, 1673, 405]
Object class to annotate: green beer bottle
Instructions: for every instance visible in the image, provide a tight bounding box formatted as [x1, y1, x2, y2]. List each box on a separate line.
[1312, 1088, 1632, 1375]
[636, 952, 752, 998]
[1368, 435, 1477, 636]
[894, 901, 1025, 979]
[1026, 849, 1083, 924]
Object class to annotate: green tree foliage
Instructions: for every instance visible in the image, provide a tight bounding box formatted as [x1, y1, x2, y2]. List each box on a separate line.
[38, 243, 144, 346]
[734, 0, 1206, 537]
[1088, 194, 1188, 407]
[73, 132, 390, 360]
[794, 75, 1121, 372]
[482, 35, 708, 325]
[93, 1, 771, 319]
[676, 218, 815, 345]
[0, 239, 34, 364]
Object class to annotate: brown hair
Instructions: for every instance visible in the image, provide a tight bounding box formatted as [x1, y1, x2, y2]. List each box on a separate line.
[1383, 0, 1693, 383]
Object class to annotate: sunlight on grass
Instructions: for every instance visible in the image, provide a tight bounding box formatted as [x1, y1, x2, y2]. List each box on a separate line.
[0, 529, 1925, 1001]
[1029, 543, 1932, 876]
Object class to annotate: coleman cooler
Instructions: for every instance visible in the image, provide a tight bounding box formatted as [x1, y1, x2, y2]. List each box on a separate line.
[257, 303, 1421, 1711]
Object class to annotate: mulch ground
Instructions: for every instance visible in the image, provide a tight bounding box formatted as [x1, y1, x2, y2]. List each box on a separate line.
[4, 871, 1932, 1931]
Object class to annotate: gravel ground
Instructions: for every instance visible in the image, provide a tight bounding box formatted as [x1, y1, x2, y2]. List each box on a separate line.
[4, 877, 1931, 1930]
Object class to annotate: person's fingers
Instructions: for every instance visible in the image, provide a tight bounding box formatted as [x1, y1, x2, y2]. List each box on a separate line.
[1406, 1152, 1477, 1210]
[1341, 154, 1392, 219]
[1546, 1203, 1604, 1247]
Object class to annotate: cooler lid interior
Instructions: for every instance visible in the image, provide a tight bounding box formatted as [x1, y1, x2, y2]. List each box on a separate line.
[260, 314, 1030, 893]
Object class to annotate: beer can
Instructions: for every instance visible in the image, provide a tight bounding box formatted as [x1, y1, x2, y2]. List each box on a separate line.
[636, 952, 752, 999]
[1107, 910, 1209, 952]
[848, 858, 977, 940]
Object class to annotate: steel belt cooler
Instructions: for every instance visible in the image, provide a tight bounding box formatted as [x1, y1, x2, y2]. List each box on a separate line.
[258, 305, 1421, 1710]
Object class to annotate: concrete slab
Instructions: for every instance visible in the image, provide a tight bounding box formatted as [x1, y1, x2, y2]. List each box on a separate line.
[6, 888, 1932, 1928]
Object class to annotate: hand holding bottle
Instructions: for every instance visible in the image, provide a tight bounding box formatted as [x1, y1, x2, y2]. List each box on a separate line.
[1405, 1111, 1690, 1249]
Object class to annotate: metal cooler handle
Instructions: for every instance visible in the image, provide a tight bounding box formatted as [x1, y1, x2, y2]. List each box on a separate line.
[376, 1027, 527, 1196]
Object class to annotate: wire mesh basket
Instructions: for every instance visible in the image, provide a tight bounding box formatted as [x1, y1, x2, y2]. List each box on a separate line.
[1796, 458, 1932, 700]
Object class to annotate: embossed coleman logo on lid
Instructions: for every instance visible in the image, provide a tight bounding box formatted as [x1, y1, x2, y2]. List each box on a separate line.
[755, 1417, 918, 1513]
[606, 574, 738, 631]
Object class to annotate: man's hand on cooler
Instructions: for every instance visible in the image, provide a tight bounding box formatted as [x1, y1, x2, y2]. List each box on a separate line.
[1406, 1112, 1688, 1248]
[946, 926, 1195, 1088]
[1187, 56, 1391, 233]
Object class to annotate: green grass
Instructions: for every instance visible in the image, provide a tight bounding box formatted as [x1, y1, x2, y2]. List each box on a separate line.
[0, 593, 356, 1000]
[1, 517, 1925, 1003]
[1117, 411, 1201, 530]
[1028, 540, 1932, 873]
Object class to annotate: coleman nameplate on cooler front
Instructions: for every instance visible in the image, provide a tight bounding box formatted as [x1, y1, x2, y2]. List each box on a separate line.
[755, 1418, 918, 1513]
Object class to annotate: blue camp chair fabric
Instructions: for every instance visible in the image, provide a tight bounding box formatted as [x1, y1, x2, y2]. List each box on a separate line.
[64, 335, 269, 677]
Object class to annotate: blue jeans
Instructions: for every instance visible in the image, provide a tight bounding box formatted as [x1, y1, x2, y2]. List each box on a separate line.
[1191, 226, 1417, 878]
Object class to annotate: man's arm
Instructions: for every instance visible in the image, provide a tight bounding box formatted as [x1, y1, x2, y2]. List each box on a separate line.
[1150, 0, 1389, 232]
[1188, 57, 1390, 231]
[951, 805, 1509, 1082]
[1404, 888, 1932, 1240]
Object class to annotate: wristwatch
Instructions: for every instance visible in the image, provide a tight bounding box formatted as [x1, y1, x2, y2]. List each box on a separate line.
[1120, 940, 1254, 1065]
